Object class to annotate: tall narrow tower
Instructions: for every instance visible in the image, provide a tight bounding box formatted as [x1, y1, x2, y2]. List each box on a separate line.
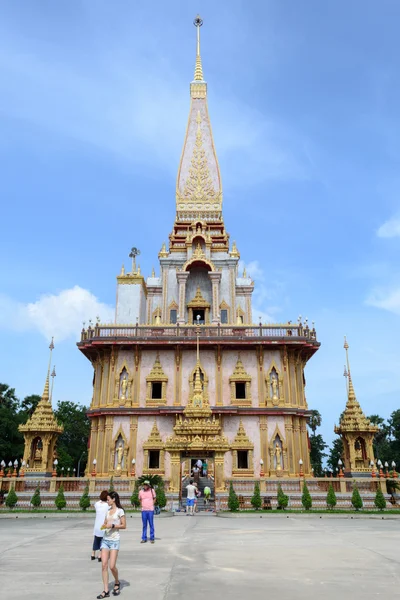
[334, 338, 378, 476]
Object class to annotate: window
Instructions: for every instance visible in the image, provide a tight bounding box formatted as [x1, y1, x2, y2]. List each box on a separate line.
[221, 309, 228, 324]
[149, 450, 160, 469]
[170, 309, 177, 324]
[193, 309, 205, 324]
[235, 382, 246, 399]
[237, 451, 248, 469]
[151, 382, 162, 399]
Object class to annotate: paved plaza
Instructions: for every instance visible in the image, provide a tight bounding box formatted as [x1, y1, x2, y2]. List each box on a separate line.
[1, 514, 399, 599]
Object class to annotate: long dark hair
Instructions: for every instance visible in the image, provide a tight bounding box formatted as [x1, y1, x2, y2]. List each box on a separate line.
[108, 491, 122, 509]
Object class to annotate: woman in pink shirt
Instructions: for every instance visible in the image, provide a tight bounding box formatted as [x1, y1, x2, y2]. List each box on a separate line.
[138, 480, 156, 543]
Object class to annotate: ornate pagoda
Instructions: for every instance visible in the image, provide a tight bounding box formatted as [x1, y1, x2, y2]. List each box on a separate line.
[77, 16, 320, 494]
[334, 338, 378, 476]
[19, 340, 64, 476]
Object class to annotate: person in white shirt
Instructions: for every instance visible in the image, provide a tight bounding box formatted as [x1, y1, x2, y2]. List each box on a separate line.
[97, 492, 126, 599]
[91, 490, 109, 562]
[186, 479, 197, 516]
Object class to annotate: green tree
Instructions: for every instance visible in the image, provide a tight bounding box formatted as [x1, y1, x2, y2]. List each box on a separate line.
[277, 483, 289, 509]
[388, 409, 400, 466]
[307, 410, 327, 476]
[374, 486, 386, 511]
[19, 394, 41, 418]
[327, 437, 344, 472]
[55, 484, 67, 510]
[227, 481, 239, 512]
[368, 414, 391, 463]
[138, 474, 164, 488]
[301, 481, 312, 510]
[251, 481, 262, 510]
[30, 485, 41, 509]
[79, 483, 91, 511]
[5, 485, 18, 509]
[351, 484, 363, 510]
[0, 384, 24, 463]
[130, 480, 140, 508]
[326, 483, 337, 509]
[156, 481, 167, 509]
[55, 401, 90, 474]
[308, 410, 322, 434]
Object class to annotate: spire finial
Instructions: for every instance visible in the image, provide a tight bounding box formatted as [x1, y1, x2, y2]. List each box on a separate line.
[50, 365, 56, 404]
[193, 15, 204, 81]
[43, 338, 54, 402]
[344, 336, 350, 374]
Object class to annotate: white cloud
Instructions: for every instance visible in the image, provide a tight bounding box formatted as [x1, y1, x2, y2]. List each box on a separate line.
[366, 287, 400, 315]
[0, 286, 114, 342]
[377, 217, 400, 238]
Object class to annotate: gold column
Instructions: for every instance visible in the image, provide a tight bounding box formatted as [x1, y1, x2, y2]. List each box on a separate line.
[257, 347, 265, 406]
[260, 415, 268, 474]
[214, 451, 225, 492]
[169, 452, 181, 492]
[88, 417, 99, 475]
[96, 417, 105, 475]
[215, 346, 223, 406]
[300, 417, 310, 474]
[107, 348, 115, 407]
[103, 415, 113, 476]
[284, 416, 295, 475]
[174, 346, 182, 406]
[128, 416, 138, 467]
[293, 416, 301, 473]
[133, 347, 141, 407]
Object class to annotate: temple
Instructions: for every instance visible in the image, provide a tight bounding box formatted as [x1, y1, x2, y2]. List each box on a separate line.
[77, 16, 320, 495]
[19, 340, 63, 476]
[334, 338, 378, 476]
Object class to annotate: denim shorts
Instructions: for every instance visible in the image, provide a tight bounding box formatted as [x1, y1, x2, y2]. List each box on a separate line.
[101, 538, 120, 551]
[186, 498, 195, 507]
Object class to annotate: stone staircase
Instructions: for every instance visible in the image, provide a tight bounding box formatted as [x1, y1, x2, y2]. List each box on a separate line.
[181, 476, 214, 511]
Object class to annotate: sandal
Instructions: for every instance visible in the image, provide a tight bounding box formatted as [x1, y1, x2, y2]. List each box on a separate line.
[97, 592, 110, 599]
[98, 557, 102, 563]
[91, 555, 96, 561]
[112, 583, 121, 596]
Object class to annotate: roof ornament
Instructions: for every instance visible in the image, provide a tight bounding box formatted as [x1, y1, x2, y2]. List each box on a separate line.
[129, 247, 140, 274]
[193, 15, 204, 81]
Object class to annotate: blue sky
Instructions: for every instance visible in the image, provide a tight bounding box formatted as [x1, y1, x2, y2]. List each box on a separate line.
[1, 0, 400, 449]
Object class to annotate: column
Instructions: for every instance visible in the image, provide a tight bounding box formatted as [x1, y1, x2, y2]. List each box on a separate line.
[103, 416, 114, 476]
[260, 416, 268, 474]
[174, 346, 182, 406]
[169, 452, 181, 492]
[176, 271, 189, 324]
[214, 451, 226, 492]
[209, 271, 222, 323]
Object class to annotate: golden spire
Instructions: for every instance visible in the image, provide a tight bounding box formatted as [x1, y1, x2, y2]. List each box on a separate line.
[151, 267, 155, 277]
[334, 338, 378, 434]
[193, 15, 204, 81]
[42, 338, 54, 403]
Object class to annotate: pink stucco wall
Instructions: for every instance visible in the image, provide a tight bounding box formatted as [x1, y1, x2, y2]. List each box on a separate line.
[221, 350, 259, 406]
[139, 350, 175, 406]
[136, 416, 174, 478]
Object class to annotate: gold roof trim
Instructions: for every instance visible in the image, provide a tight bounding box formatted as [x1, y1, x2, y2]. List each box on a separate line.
[187, 286, 210, 308]
[146, 354, 168, 383]
[143, 420, 165, 450]
[231, 420, 254, 450]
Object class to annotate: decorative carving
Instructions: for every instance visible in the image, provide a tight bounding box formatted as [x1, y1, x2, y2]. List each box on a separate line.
[265, 362, 284, 407]
[143, 420, 165, 474]
[229, 354, 252, 406]
[268, 425, 288, 476]
[145, 354, 168, 406]
[231, 420, 254, 476]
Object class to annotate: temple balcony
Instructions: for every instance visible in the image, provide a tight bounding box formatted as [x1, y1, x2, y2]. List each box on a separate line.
[78, 322, 319, 356]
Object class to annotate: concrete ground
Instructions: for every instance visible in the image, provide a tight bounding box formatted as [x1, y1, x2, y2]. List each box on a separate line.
[1, 514, 399, 599]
